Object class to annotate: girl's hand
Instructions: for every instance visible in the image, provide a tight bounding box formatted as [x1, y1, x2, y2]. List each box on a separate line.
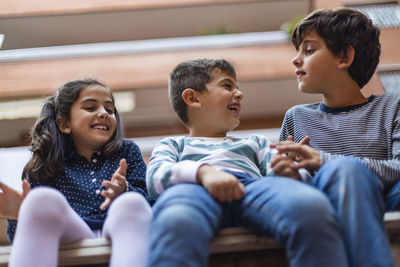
[100, 159, 128, 210]
[0, 180, 31, 220]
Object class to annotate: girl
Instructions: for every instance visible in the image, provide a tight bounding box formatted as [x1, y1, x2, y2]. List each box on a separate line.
[2, 78, 152, 267]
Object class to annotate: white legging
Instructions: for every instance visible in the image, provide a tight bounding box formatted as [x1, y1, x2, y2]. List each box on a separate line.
[9, 187, 152, 267]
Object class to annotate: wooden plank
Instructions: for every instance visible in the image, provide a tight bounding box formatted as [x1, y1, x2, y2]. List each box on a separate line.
[0, 212, 399, 266]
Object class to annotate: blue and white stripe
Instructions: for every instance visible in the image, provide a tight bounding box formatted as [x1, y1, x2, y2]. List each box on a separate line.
[146, 135, 274, 198]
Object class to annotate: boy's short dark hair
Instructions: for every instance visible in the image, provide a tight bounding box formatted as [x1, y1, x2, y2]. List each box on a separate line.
[292, 7, 381, 88]
[169, 58, 236, 125]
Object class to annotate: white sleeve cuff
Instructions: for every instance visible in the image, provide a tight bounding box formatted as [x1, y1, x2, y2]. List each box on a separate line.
[170, 161, 206, 185]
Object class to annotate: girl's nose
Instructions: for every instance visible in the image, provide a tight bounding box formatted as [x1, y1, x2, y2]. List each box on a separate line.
[98, 108, 109, 119]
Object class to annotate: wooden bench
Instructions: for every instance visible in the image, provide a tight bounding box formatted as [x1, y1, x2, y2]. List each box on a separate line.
[1, 212, 399, 267]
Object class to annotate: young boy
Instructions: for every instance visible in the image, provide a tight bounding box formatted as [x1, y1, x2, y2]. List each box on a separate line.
[271, 8, 398, 267]
[146, 58, 350, 267]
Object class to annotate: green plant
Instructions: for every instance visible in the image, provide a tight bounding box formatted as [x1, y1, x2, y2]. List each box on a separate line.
[200, 23, 238, 35]
[281, 15, 306, 37]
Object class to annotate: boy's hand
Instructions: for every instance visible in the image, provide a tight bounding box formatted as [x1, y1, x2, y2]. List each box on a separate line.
[197, 165, 245, 202]
[100, 159, 128, 210]
[270, 136, 310, 161]
[273, 143, 321, 172]
[270, 154, 301, 180]
[0, 180, 31, 220]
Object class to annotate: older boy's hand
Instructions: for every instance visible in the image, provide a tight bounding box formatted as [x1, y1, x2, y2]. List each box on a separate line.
[197, 165, 245, 202]
[273, 143, 321, 172]
[270, 154, 301, 180]
[100, 159, 128, 210]
[270, 136, 310, 161]
[0, 180, 30, 220]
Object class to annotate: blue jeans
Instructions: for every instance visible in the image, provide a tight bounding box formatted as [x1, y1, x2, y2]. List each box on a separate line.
[311, 157, 394, 267]
[148, 173, 348, 267]
[385, 180, 400, 211]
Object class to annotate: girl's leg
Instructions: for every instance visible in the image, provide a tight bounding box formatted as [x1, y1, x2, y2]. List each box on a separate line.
[102, 192, 152, 267]
[9, 187, 94, 267]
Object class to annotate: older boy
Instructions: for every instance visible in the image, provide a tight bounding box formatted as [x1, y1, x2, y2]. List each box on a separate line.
[271, 8, 398, 267]
[146, 58, 349, 267]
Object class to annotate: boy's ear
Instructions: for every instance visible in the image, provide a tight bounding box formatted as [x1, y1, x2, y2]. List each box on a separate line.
[337, 46, 355, 70]
[56, 116, 71, 134]
[182, 88, 201, 108]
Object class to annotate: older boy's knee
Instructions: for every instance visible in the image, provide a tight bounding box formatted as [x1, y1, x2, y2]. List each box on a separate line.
[317, 157, 380, 189]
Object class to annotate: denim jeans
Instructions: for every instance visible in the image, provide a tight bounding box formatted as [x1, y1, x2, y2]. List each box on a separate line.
[385, 179, 400, 211]
[148, 173, 348, 267]
[310, 157, 394, 267]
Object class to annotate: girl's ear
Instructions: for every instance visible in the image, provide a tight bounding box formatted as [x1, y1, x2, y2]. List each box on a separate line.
[182, 88, 201, 108]
[337, 46, 355, 70]
[56, 116, 71, 134]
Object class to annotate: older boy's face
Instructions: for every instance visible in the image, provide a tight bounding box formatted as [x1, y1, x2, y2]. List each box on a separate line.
[292, 30, 341, 94]
[196, 68, 244, 136]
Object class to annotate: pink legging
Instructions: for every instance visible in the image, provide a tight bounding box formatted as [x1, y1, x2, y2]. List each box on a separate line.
[9, 187, 152, 267]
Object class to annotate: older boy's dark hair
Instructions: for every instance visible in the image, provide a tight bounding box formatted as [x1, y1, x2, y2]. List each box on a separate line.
[292, 7, 380, 88]
[169, 58, 236, 125]
[22, 78, 123, 182]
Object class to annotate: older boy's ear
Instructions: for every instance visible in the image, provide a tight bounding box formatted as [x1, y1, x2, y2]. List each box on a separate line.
[56, 117, 71, 134]
[182, 88, 201, 108]
[337, 46, 355, 70]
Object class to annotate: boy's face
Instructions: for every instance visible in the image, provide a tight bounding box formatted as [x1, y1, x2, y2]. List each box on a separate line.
[292, 30, 342, 94]
[194, 68, 244, 136]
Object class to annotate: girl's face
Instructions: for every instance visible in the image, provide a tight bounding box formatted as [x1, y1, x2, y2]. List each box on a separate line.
[57, 85, 117, 159]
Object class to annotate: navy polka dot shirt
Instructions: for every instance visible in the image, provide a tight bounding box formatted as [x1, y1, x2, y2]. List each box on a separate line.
[7, 139, 152, 243]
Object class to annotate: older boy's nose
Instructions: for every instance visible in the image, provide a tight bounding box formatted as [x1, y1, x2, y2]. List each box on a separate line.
[292, 55, 302, 67]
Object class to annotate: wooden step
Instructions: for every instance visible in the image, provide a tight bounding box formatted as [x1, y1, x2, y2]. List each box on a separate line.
[0, 212, 399, 267]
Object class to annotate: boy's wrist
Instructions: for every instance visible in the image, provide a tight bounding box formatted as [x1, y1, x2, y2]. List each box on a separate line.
[196, 164, 211, 184]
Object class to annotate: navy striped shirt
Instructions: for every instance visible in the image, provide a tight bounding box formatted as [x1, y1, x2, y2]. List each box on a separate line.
[279, 93, 400, 191]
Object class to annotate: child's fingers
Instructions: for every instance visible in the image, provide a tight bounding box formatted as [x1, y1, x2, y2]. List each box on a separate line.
[0, 181, 11, 192]
[300, 136, 310, 145]
[22, 180, 31, 197]
[101, 188, 115, 199]
[102, 180, 120, 192]
[100, 198, 111, 211]
[111, 173, 126, 184]
[116, 159, 127, 177]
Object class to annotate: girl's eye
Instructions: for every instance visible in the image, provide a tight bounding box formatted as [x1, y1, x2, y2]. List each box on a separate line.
[106, 109, 114, 115]
[84, 107, 95, 111]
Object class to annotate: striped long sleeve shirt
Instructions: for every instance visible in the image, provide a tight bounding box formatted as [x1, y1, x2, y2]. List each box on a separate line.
[279, 93, 400, 191]
[146, 135, 275, 199]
